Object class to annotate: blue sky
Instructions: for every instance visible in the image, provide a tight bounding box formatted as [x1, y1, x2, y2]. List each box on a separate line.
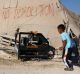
[60, 0, 80, 15]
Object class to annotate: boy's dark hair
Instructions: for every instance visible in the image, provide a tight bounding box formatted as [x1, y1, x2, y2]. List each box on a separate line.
[57, 24, 66, 31]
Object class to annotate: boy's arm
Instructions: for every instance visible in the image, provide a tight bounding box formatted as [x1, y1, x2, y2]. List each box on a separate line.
[59, 40, 66, 50]
[62, 40, 66, 49]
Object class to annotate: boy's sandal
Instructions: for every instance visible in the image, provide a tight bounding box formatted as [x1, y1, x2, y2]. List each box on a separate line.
[64, 67, 74, 71]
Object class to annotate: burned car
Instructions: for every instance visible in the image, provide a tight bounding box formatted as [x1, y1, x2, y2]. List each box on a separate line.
[16, 32, 55, 60]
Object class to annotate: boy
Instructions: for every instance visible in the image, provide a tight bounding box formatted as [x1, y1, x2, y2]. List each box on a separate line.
[57, 24, 74, 71]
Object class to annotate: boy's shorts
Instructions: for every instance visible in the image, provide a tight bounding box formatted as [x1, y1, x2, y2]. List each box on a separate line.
[62, 48, 73, 59]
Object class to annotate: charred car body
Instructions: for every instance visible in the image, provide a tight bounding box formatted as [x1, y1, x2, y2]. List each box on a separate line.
[15, 32, 55, 60]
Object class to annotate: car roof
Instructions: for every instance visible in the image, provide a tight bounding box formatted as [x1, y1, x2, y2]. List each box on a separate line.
[19, 32, 42, 35]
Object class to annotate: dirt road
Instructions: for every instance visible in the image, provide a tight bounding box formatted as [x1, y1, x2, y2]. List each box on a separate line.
[0, 48, 80, 74]
[0, 58, 80, 74]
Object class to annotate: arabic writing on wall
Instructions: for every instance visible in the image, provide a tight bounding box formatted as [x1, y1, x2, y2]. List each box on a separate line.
[0, 0, 54, 20]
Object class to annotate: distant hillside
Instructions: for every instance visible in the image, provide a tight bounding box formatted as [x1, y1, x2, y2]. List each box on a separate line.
[0, 0, 80, 48]
[60, 1, 80, 36]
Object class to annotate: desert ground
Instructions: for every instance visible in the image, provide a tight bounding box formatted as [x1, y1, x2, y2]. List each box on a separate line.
[0, 47, 80, 74]
[0, 0, 80, 74]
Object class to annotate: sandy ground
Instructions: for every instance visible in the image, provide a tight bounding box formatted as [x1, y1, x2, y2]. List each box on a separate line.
[0, 59, 80, 74]
[0, 48, 80, 74]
